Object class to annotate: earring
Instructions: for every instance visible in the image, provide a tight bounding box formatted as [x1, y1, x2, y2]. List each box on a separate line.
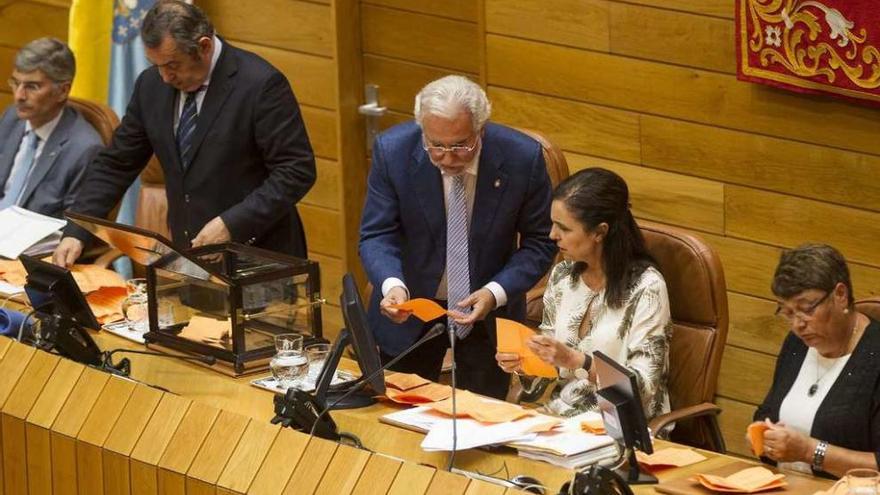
[843, 308, 849, 314]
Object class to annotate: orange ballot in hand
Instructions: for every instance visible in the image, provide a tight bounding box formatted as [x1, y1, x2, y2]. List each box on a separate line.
[747, 422, 770, 456]
[389, 298, 448, 322]
[496, 318, 558, 378]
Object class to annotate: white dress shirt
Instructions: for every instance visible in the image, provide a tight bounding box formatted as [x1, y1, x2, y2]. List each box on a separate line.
[2, 110, 63, 202]
[381, 149, 509, 308]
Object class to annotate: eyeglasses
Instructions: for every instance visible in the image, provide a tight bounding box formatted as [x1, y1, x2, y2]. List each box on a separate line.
[775, 291, 832, 323]
[422, 134, 480, 155]
[7, 78, 48, 94]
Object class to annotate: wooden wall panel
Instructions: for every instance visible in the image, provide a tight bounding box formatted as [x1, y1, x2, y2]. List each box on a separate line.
[642, 115, 880, 212]
[620, 0, 733, 19]
[565, 154, 725, 234]
[0, 1, 68, 47]
[485, 0, 610, 52]
[361, 4, 478, 73]
[717, 346, 775, 405]
[488, 87, 641, 164]
[302, 158, 341, 211]
[716, 397, 756, 459]
[487, 34, 880, 157]
[237, 41, 337, 110]
[725, 185, 880, 268]
[727, 293, 788, 356]
[199, 0, 333, 57]
[364, 55, 474, 115]
[302, 205, 342, 258]
[301, 105, 339, 160]
[363, 0, 477, 21]
[609, 2, 734, 73]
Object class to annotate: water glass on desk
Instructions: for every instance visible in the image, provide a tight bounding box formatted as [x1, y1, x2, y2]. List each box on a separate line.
[846, 469, 880, 494]
[122, 278, 148, 333]
[306, 343, 332, 381]
[270, 334, 308, 390]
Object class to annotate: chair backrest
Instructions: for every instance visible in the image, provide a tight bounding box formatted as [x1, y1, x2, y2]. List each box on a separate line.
[639, 220, 729, 442]
[67, 97, 119, 146]
[856, 297, 880, 322]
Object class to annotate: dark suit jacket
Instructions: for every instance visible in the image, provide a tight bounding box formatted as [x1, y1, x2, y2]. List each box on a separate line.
[359, 121, 557, 355]
[0, 106, 102, 218]
[66, 39, 316, 257]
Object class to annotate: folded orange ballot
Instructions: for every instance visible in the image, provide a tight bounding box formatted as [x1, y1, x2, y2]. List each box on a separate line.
[747, 422, 769, 456]
[496, 318, 558, 378]
[389, 298, 448, 322]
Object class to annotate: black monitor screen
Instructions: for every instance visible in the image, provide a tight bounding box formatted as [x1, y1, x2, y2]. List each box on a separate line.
[340, 273, 385, 395]
[20, 255, 103, 366]
[594, 350, 653, 455]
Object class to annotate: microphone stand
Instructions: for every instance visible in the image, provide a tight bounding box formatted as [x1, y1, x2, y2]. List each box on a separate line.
[446, 324, 458, 472]
[302, 323, 447, 440]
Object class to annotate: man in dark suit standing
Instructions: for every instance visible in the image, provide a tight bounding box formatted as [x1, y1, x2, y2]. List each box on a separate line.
[359, 75, 556, 399]
[53, 0, 315, 266]
[0, 38, 102, 218]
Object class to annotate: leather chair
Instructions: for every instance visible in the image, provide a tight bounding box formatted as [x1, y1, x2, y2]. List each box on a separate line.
[521, 220, 730, 452]
[67, 97, 119, 146]
[856, 297, 880, 321]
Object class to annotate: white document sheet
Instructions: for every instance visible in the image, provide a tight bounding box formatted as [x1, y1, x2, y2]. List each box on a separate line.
[420, 414, 559, 452]
[0, 281, 23, 295]
[0, 207, 66, 259]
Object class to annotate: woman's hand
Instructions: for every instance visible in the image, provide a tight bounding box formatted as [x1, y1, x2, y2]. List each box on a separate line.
[495, 352, 522, 374]
[763, 421, 817, 464]
[527, 335, 583, 369]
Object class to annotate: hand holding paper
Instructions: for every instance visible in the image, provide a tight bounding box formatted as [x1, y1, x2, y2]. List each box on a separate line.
[389, 298, 448, 322]
[496, 318, 558, 378]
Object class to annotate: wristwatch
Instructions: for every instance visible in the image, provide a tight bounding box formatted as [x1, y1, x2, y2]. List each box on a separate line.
[574, 353, 592, 380]
[811, 440, 828, 472]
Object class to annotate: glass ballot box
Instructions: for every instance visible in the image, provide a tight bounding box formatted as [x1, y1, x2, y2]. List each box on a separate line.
[67, 212, 324, 375]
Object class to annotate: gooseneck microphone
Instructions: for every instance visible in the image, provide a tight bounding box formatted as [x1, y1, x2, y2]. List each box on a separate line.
[446, 323, 459, 471]
[304, 322, 447, 440]
[102, 347, 217, 376]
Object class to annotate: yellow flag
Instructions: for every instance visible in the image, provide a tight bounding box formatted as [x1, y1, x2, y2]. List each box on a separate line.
[68, 0, 113, 102]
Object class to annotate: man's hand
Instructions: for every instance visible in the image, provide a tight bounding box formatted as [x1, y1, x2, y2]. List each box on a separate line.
[379, 286, 411, 324]
[191, 216, 232, 248]
[52, 237, 84, 268]
[449, 288, 496, 325]
[496, 352, 523, 374]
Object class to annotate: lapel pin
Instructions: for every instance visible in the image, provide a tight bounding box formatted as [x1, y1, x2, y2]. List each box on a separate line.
[494, 179, 501, 188]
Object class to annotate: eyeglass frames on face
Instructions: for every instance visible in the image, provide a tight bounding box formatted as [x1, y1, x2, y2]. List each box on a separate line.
[421, 134, 480, 155]
[775, 290, 832, 323]
[7, 78, 49, 94]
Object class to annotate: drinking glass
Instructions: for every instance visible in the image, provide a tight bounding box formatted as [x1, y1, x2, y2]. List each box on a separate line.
[121, 278, 148, 333]
[270, 333, 308, 390]
[846, 469, 880, 495]
[305, 343, 332, 381]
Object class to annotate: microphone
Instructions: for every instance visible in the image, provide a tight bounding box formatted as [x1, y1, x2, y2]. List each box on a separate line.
[101, 347, 217, 376]
[301, 322, 447, 440]
[446, 323, 458, 471]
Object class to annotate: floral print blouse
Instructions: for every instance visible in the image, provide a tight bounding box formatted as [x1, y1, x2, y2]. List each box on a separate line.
[539, 260, 672, 420]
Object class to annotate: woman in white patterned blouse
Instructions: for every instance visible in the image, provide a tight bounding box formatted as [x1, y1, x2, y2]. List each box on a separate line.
[496, 167, 672, 420]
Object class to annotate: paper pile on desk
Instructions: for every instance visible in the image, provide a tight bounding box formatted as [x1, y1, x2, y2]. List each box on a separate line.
[695, 466, 786, 493]
[0, 207, 65, 259]
[178, 315, 231, 348]
[509, 412, 619, 470]
[636, 447, 706, 470]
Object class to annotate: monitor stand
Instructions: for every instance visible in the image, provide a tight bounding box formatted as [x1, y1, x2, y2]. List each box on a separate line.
[313, 328, 377, 410]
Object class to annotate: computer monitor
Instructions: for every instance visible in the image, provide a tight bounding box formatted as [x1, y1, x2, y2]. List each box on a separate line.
[311, 272, 385, 410]
[20, 255, 103, 367]
[595, 350, 658, 485]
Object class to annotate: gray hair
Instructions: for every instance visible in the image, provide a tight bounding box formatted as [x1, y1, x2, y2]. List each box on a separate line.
[772, 243, 855, 306]
[142, 0, 214, 58]
[15, 37, 75, 82]
[414, 75, 491, 131]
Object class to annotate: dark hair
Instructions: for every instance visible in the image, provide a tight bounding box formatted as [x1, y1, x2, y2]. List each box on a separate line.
[553, 167, 655, 308]
[15, 37, 75, 82]
[141, 0, 214, 58]
[772, 243, 854, 306]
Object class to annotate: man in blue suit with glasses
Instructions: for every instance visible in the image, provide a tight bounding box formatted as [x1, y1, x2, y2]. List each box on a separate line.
[359, 75, 556, 399]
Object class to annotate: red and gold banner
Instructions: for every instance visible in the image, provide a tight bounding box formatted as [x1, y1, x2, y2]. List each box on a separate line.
[736, 0, 880, 105]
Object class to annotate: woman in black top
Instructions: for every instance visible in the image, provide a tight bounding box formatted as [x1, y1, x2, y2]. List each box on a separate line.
[753, 244, 880, 479]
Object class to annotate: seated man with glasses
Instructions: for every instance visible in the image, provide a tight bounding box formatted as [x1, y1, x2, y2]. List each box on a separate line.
[359, 75, 556, 399]
[752, 243, 880, 479]
[0, 37, 103, 217]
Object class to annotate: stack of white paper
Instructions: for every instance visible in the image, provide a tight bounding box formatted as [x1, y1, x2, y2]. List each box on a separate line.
[509, 412, 619, 469]
[0, 207, 66, 259]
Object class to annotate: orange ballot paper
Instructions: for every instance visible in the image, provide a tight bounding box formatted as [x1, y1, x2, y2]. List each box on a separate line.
[747, 422, 769, 456]
[694, 466, 786, 493]
[389, 298, 448, 322]
[496, 318, 558, 378]
[635, 447, 706, 469]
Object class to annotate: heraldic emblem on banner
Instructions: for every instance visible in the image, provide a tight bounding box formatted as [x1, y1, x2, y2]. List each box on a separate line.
[736, 0, 880, 105]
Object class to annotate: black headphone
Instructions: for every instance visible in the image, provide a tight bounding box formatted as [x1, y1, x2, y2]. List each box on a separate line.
[558, 465, 634, 495]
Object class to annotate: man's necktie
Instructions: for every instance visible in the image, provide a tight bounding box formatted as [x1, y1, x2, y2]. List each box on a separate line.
[446, 175, 472, 339]
[0, 131, 39, 209]
[177, 90, 199, 170]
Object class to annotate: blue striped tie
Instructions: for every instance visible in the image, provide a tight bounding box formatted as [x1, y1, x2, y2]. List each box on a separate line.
[0, 132, 39, 209]
[177, 90, 199, 170]
[446, 175, 472, 339]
